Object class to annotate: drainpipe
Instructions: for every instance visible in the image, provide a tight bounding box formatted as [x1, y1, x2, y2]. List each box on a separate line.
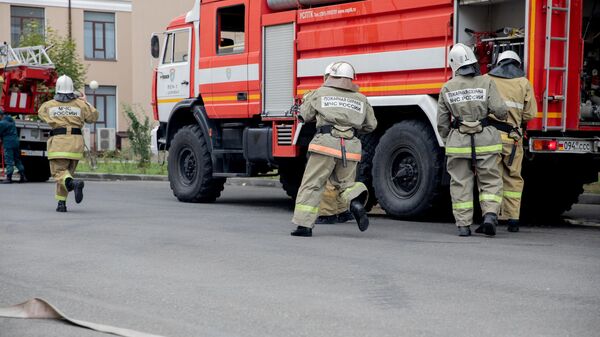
[68, 0, 72, 40]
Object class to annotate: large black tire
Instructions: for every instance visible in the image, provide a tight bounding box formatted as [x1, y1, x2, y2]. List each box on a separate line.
[279, 158, 306, 200]
[357, 133, 380, 211]
[21, 157, 51, 182]
[521, 158, 587, 222]
[168, 125, 225, 203]
[372, 120, 445, 218]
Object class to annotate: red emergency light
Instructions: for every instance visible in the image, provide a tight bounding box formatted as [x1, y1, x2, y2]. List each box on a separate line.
[532, 139, 558, 151]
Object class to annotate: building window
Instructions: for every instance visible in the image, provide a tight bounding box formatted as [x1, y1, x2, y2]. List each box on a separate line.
[162, 30, 189, 64]
[216, 5, 245, 55]
[11, 6, 45, 45]
[84, 12, 116, 60]
[85, 86, 117, 132]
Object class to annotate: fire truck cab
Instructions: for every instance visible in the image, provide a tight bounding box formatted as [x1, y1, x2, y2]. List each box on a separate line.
[151, 0, 600, 220]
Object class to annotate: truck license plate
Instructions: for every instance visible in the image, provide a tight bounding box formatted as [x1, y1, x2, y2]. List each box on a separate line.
[557, 140, 593, 153]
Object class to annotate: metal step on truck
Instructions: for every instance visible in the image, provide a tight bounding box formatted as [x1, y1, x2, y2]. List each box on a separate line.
[1, 43, 56, 182]
[150, 0, 600, 221]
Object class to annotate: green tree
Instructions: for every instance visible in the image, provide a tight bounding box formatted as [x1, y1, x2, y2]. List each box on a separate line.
[18, 22, 87, 90]
[123, 104, 153, 168]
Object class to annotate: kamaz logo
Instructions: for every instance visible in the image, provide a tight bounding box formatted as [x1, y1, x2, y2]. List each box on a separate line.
[170, 69, 176, 82]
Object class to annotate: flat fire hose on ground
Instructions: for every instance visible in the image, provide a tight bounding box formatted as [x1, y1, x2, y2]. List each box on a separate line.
[0, 298, 167, 337]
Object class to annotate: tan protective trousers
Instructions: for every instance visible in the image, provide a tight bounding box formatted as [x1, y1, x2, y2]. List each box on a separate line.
[318, 181, 348, 216]
[50, 159, 78, 201]
[498, 134, 524, 220]
[447, 153, 503, 227]
[293, 153, 367, 228]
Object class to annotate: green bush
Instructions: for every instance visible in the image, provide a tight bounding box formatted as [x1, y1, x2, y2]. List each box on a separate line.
[123, 104, 153, 168]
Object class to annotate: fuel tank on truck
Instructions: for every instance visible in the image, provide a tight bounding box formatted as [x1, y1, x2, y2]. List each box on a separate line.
[267, 0, 358, 11]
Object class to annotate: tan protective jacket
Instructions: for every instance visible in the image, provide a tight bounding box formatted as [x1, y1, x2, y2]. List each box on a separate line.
[437, 75, 508, 158]
[299, 85, 377, 161]
[485, 75, 537, 132]
[38, 98, 99, 160]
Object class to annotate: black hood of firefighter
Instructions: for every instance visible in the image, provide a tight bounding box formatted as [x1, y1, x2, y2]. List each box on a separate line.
[488, 60, 525, 79]
[54, 93, 78, 103]
[456, 63, 481, 77]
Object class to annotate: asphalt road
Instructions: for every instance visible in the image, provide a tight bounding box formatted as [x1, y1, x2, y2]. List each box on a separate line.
[1, 181, 599, 337]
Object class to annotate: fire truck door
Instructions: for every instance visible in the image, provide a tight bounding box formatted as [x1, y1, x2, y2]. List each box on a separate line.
[156, 28, 192, 121]
[201, 2, 250, 119]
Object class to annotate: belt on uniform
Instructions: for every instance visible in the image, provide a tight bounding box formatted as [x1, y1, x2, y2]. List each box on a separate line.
[316, 125, 357, 137]
[316, 125, 356, 168]
[450, 118, 490, 173]
[487, 120, 523, 166]
[50, 128, 82, 136]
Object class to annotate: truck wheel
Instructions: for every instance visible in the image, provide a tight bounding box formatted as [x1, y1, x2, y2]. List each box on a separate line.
[372, 120, 445, 218]
[168, 125, 225, 203]
[21, 157, 51, 182]
[357, 132, 380, 211]
[279, 158, 306, 200]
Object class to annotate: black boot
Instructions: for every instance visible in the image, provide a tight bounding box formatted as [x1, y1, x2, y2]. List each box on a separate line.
[18, 172, 27, 183]
[66, 178, 85, 204]
[291, 226, 312, 237]
[336, 210, 355, 223]
[3, 174, 12, 184]
[481, 213, 497, 236]
[458, 226, 472, 237]
[315, 215, 337, 224]
[56, 201, 67, 212]
[350, 199, 369, 232]
[507, 219, 520, 232]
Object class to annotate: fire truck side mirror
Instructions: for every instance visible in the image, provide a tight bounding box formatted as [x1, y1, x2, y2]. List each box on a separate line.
[150, 35, 160, 59]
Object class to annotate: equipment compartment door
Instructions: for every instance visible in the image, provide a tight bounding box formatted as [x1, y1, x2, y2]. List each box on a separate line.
[156, 28, 192, 122]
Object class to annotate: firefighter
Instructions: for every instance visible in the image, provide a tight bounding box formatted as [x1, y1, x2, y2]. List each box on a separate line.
[437, 43, 508, 237]
[38, 75, 99, 212]
[485, 51, 537, 232]
[0, 74, 4, 103]
[315, 62, 354, 225]
[0, 108, 26, 183]
[291, 62, 377, 237]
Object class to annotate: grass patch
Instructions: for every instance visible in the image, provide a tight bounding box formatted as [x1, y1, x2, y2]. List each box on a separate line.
[77, 161, 167, 175]
[584, 174, 600, 194]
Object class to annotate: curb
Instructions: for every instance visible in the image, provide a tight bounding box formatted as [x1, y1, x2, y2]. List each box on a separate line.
[75, 172, 599, 205]
[579, 193, 600, 205]
[76, 172, 283, 188]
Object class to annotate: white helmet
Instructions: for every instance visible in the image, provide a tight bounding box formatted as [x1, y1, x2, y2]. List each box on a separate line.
[56, 75, 74, 94]
[324, 62, 337, 76]
[329, 61, 356, 79]
[448, 43, 478, 72]
[497, 50, 521, 65]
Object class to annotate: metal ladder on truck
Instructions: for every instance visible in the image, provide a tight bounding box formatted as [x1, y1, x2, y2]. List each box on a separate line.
[0, 43, 54, 69]
[542, 0, 571, 132]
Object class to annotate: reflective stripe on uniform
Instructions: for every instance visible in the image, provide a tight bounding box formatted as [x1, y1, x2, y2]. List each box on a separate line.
[452, 201, 474, 210]
[479, 193, 502, 203]
[503, 191, 522, 199]
[445, 144, 503, 154]
[308, 144, 361, 161]
[295, 204, 319, 214]
[504, 100, 524, 110]
[48, 152, 83, 160]
[55, 194, 67, 201]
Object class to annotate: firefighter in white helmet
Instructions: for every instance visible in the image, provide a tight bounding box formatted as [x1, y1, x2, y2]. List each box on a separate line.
[291, 61, 377, 237]
[316, 62, 355, 225]
[38, 75, 99, 212]
[437, 43, 508, 237]
[484, 50, 537, 232]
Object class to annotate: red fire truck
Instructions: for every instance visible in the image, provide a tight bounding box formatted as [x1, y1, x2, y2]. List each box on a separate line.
[151, 0, 600, 220]
[0, 44, 56, 182]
